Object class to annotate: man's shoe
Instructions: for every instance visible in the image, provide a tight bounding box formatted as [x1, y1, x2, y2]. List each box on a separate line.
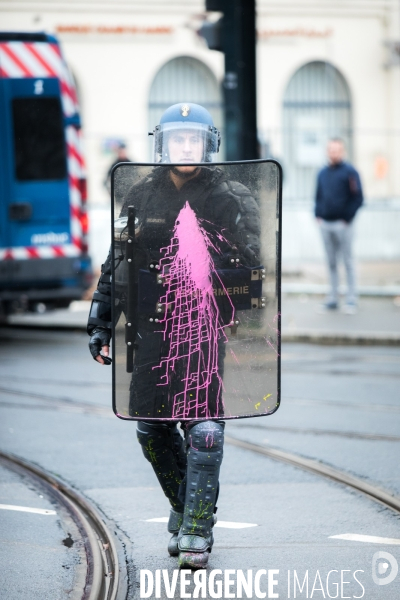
[178, 533, 214, 569]
[177, 515, 217, 568]
[342, 302, 357, 315]
[167, 509, 183, 556]
[168, 533, 180, 556]
[323, 300, 338, 310]
[318, 300, 338, 313]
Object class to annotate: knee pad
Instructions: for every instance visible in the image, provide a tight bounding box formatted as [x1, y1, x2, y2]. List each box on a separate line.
[186, 420, 224, 454]
[186, 421, 224, 474]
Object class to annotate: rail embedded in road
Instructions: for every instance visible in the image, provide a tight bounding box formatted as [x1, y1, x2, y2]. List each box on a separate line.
[0, 451, 125, 600]
[225, 435, 400, 515]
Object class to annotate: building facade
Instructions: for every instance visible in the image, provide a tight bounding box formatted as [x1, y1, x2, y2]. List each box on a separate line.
[1, 0, 399, 261]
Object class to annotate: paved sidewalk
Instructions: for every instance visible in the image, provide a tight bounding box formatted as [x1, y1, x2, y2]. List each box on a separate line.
[7, 301, 92, 330]
[6, 296, 400, 345]
[282, 260, 400, 297]
[282, 295, 400, 345]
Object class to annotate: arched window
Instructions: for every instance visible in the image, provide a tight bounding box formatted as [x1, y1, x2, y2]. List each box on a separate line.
[282, 61, 352, 203]
[148, 56, 223, 159]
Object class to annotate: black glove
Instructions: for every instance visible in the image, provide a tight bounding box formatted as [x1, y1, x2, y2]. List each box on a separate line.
[89, 327, 112, 364]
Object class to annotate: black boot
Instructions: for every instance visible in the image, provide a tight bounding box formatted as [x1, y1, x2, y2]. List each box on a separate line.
[178, 420, 224, 569]
[167, 508, 183, 556]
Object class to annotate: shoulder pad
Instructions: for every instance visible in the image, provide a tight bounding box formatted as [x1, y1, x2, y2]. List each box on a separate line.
[208, 179, 230, 195]
[226, 180, 253, 196]
[120, 176, 151, 217]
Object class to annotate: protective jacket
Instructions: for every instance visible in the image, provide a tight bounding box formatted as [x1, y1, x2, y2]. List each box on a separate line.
[88, 166, 261, 419]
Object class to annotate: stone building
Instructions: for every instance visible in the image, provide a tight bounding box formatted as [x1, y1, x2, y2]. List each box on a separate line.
[1, 0, 399, 262]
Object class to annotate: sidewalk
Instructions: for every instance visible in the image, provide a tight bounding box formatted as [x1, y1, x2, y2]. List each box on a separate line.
[282, 260, 400, 297]
[282, 295, 400, 345]
[279, 259, 400, 343]
[6, 294, 400, 345]
[4, 259, 399, 344]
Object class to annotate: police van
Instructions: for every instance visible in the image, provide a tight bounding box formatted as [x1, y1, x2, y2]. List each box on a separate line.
[0, 31, 92, 315]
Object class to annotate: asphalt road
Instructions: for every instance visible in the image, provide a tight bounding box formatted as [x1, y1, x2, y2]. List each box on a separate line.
[0, 327, 399, 599]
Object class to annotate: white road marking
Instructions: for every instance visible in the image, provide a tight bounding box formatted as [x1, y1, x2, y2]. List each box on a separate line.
[0, 504, 56, 516]
[215, 521, 258, 529]
[143, 517, 258, 529]
[330, 533, 400, 545]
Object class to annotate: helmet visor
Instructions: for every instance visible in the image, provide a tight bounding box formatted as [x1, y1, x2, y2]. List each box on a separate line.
[153, 122, 219, 163]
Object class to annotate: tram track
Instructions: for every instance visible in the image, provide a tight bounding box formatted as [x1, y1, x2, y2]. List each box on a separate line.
[2, 385, 400, 419]
[2, 391, 400, 446]
[3, 383, 400, 415]
[224, 436, 400, 515]
[0, 450, 127, 600]
[3, 396, 400, 444]
[2, 386, 400, 517]
[232, 421, 400, 442]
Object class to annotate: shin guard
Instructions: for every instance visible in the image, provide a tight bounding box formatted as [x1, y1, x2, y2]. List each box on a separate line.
[136, 422, 186, 512]
[178, 420, 224, 567]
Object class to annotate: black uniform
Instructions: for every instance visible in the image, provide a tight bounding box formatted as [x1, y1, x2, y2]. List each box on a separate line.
[90, 165, 261, 415]
[88, 164, 261, 559]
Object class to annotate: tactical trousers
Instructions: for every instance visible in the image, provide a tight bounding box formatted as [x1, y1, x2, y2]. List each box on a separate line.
[136, 420, 224, 518]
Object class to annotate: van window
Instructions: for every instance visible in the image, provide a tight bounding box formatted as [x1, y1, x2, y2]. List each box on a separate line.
[12, 97, 67, 181]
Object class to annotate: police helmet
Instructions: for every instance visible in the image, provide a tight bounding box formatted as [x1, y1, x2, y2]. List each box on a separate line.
[152, 103, 221, 163]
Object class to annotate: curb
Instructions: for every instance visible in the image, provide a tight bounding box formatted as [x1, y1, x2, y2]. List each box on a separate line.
[282, 283, 400, 297]
[2, 321, 87, 332]
[282, 331, 400, 346]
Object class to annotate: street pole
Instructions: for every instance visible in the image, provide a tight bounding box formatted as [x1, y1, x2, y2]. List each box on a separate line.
[221, 0, 258, 160]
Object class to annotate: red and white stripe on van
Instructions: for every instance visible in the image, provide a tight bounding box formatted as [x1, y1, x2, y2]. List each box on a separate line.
[0, 40, 87, 260]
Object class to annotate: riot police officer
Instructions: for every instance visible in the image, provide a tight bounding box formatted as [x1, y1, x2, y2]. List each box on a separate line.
[88, 103, 261, 568]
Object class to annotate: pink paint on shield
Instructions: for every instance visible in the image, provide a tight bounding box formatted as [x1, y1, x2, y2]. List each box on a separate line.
[154, 202, 233, 419]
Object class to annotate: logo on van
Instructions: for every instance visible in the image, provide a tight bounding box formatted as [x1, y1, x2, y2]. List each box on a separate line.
[31, 232, 69, 245]
[34, 79, 44, 95]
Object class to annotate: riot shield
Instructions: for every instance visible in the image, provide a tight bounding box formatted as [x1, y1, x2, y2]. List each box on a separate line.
[111, 160, 281, 421]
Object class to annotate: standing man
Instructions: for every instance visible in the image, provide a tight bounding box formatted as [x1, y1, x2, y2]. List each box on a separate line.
[315, 138, 363, 313]
[88, 103, 261, 569]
